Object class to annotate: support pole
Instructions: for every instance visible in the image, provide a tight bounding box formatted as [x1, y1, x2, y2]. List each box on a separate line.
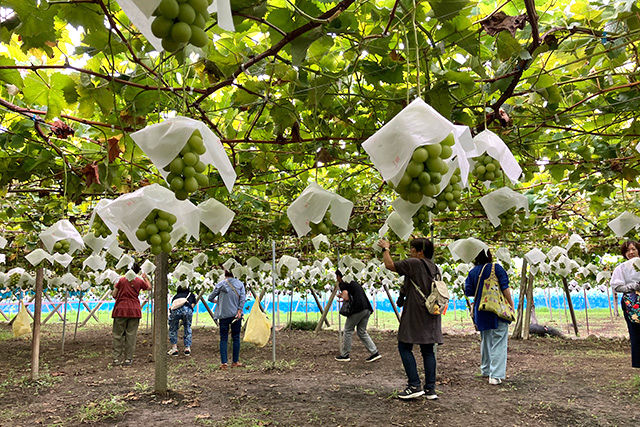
[79, 291, 110, 327]
[30, 267, 43, 380]
[309, 288, 330, 327]
[73, 292, 83, 340]
[512, 258, 528, 339]
[61, 291, 68, 354]
[315, 287, 339, 332]
[271, 241, 276, 363]
[522, 273, 534, 340]
[583, 287, 590, 336]
[154, 252, 168, 395]
[382, 282, 401, 322]
[561, 277, 579, 336]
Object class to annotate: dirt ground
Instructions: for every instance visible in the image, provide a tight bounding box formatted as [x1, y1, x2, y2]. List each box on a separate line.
[1, 319, 639, 427]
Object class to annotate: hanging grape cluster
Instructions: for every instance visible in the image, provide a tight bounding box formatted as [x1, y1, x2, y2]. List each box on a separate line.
[432, 172, 463, 214]
[472, 154, 503, 183]
[9, 273, 20, 289]
[151, 0, 211, 52]
[53, 239, 70, 254]
[199, 227, 220, 245]
[309, 211, 332, 235]
[136, 209, 177, 255]
[164, 129, 209, 200]
[390, 133, 455, 204]
[92, 215, 110, 238]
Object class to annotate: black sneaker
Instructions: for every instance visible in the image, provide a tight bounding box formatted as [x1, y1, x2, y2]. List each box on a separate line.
[335, 354, 351, 362]
[365, 352, 382, 363]
[398, 385, 424, 400]
[425, 389, 438, 400]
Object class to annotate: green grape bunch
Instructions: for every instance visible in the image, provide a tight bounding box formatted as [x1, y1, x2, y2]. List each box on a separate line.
[9, 273, 20, 289]
[151, 0, 212, 52]
[53, 239, 71, 254]
[432, 171, 463, 214]
[199, 227, 220, 245]
[309, 210, 332, 235]
[92, 215, 111, 239]
[390, 133, 455, 204]
[412, 205, 431, 232]
[499, 207, 530, 229]
[135, 209, 177, 255]
[163, 129, 209, 200]
[472, 154, 503, 183]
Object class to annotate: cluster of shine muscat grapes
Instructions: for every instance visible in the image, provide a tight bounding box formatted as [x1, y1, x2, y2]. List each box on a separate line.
[309, 211, 332, 236]
[472, 154, 503, 183]
[92, 215, 110, 238]
[53, 239, 70, 254]
[9, 273, 20, 289]
[151, 0, 211, 52]
[391, 134, 455, 204]
[164, 129, 208, 200]
[199, 227, 220, 245]
[135, 210, 177, 255]
[432, 171, 463, 214]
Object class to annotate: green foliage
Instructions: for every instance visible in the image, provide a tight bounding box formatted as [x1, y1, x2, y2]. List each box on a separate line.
[0, 0, 638, 261]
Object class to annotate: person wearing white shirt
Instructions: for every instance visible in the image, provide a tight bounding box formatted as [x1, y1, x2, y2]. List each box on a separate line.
[610, 240, 640, 368]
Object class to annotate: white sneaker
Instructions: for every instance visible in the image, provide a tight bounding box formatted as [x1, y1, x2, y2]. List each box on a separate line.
[488, 377, 502, 385]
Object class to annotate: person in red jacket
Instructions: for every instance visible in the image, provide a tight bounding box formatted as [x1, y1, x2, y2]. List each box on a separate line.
[111, 263, 151, 366]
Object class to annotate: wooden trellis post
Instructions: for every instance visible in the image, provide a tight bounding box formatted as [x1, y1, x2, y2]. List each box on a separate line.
[315, 286, 339, 332]
[154, 252, 168, 395]
[561, 277, 579, 336]
[382, 282, 401, 322]
[309, 288, 330, 327]
[522, 273, 535, 340]
[512, 258, 528, 339]
[30, 266, 44, 380]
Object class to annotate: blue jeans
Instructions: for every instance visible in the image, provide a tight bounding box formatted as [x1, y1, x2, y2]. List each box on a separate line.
[219, 316, 241, 364]
[398, 341, 436, 391]
[480, 320, 509, 379]
[169, 305, 193, 347]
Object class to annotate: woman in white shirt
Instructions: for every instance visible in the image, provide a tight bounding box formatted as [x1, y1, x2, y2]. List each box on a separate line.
[610, 240, 640, 368]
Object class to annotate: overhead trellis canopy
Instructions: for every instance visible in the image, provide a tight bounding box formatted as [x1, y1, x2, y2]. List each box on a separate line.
[1, 0, 640, 261]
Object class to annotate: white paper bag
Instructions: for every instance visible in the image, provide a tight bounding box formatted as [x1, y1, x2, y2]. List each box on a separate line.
[107, 241, 124, 260]
[0, 236, 6, 249]
[97, 184, 200, 253]
[546, 246, 567, 262]
[479, 187, 530, 227]
[385, 212, 414, 241]
[25, 249, 52, 267]
[566, 233, 586, 251]
[524, 248, 546, 265]
[52, 253, 73, 268]
[607, 211, 640, 237]
[277, 255, 300, 277]
[362, 98, 470, 186]
[448, 238, 489, 263]
[311, 234, 330, 251]
[245, 257, 263, 270]
[115, 0, 163, 51]
[39, 220, 85, 255]
[287, 182, 353, 237]
[141, 259, 156, 274]
[197, 198, 235, 236]
[115, 254, 134, 271]
[131, 117, 236, 193]
[208, 0, 235, 32]
[468, 130, 522, 184]
[124, 270, 137, 281]
[85, 199, 118, 253]
[83, 254, 107, 272]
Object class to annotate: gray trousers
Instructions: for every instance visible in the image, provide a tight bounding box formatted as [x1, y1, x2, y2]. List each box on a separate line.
[113, 317, 140, 361]
[341, 309, 378, 356]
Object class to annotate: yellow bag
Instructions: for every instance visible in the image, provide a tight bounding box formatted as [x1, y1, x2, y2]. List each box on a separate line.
[12, 303, 31, 338]
[243, 301, 271, 347]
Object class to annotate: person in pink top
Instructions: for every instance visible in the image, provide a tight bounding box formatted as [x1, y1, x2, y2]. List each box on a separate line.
[111, 263, 151, 366]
